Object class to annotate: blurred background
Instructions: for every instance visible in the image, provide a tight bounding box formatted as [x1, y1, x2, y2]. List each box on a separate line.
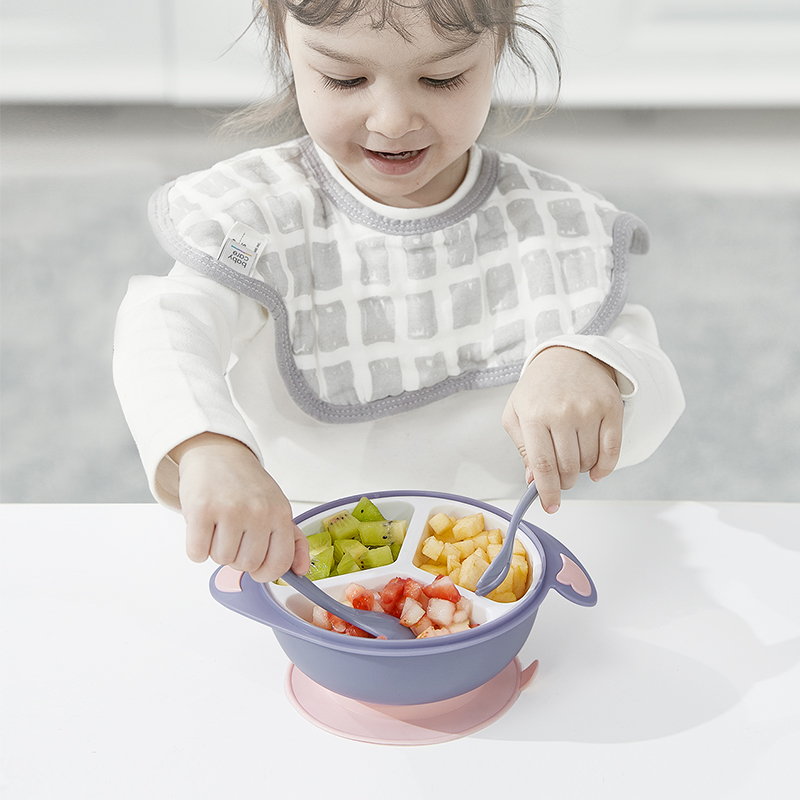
[1, 0, 799, 504]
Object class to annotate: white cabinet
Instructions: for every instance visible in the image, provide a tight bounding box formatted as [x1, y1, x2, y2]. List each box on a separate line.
[1, 0, 798, 105]
[0, 0, 167, 102]
[555, 0, 800, 106]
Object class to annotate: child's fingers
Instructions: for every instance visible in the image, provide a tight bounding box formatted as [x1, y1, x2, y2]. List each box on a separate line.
[525, 423, 563, 514]
[291, 525, 311, 575]
[183, 507, 215, 563]
[590, 409, 623, 481]
[248, 523, 300, 584]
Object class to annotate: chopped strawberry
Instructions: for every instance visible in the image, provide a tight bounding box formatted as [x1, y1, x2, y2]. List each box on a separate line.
[329, 613, 347, 633]
[403, 579, 424, 601]
[399, 597, 426, 627]
[379, 577, 407, 615]
[344, 583, 368, 603]
[410, 614, 434, 637]
[422, 574, 461, 604]
[426, 597, 456, 627]
[351, 588, 375, 611]
[344, 623, 373, 638]
[311, 605, 333, 630]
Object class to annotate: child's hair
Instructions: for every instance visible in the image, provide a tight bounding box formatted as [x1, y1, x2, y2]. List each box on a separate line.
[225, 0, 561, 141]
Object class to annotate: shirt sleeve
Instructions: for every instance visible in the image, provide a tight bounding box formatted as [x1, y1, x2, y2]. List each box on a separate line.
[112, 262, 268, 508]
[520, 303, 686, 469]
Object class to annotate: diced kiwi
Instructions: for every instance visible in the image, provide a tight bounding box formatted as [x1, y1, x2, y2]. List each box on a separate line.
[358, 545, 394, 570]
[322, 510, 361, 540]
[351, 497, 385, 522]
[333, 551, 362, 576]
[334, 538, 368, 563]
[390, 540, 403, 560]
[358, 519, 407, 547]
[305, 545, 335, 581]
[306, 530, 332, 553]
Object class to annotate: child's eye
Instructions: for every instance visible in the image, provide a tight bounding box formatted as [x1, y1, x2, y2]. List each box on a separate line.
[422, 73, 467, 91]
[321, 75, 366, 91]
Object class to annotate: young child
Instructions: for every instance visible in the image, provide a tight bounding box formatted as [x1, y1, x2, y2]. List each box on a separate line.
[113, 0, 684, 584]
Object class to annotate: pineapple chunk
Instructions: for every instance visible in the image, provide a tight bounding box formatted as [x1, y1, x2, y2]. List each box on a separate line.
[453, 539, 475, 559]
[448, 565, 461, 585]
[472, 532, 489, 551]
[487, 543, 503, 561]
[419, 563, 448, 576]
[511, 554, 529, 597]
[427, 512, 455, 536]
[512, 539, 527, 556]
[446, 554, 461, 575]
[457, 551, 490, 592]
[421, 535, 445, 562]
[487, 528, 503, 546]
[452, 513, 485, 541]
[442, 542, 461, 562]
[486, 567, 516, 600]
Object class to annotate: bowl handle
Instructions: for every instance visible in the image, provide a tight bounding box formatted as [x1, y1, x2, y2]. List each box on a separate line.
[209, 566, 297, 634]
[526, 525, 598, 607]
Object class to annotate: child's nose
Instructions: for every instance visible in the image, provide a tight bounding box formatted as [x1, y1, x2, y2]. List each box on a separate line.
[365, 88, 424, 139]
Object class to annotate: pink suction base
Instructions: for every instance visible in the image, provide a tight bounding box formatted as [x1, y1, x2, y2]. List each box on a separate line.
[285, 657, 538, 745]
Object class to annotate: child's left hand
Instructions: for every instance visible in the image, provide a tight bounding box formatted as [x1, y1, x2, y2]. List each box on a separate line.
[502, 346, 624, 514]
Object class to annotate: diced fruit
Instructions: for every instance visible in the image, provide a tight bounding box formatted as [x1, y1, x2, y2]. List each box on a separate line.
[452, 513, 484, 541]
[426, 598, 456, 627]
[323, 510, 361, 540]
[379, 577, 406, 614]
[334, 538, 368, 563]
[427, 512, 454, 536]
[422, 574, 461, 604]
[309, 575, 476, 639]
[453, 539, 475, 559]
[345, 584, 376, 611]
[399, 597, 426, 627]
[412, 510, 532, 602]
[421, 535, 445, 562]
[303, 499, 408, 580]
[351, 496, 386, 522]
[358, 519, 407, 547]
[457, 551, 490, 592]
[306, 530, 332, 552]
[334, 552, 362, 575]
[358, 545, 394, 570]
[446, 620, 471, 634]
[305, 544, 335, 581]
[487, 543, 503, 561]
[312, 605, 333, 630]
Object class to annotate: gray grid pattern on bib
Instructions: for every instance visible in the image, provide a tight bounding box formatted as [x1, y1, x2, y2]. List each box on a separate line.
[149, 138, 647, 421]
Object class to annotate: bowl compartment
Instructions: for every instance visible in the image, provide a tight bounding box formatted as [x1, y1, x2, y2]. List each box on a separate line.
[272, 494, 545, 634]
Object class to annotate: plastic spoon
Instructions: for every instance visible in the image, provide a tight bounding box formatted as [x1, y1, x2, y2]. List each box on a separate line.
[280, 569, 417, 640]
[475, 481, 539, 597]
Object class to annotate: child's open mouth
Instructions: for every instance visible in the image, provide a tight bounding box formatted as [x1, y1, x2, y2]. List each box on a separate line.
[363, 146, 428, 175]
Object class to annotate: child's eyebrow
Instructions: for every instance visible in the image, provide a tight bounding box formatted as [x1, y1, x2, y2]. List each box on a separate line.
[303, 38, 479, 69]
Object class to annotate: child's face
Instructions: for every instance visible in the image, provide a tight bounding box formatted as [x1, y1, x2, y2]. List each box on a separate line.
[284, 11, 496, 208]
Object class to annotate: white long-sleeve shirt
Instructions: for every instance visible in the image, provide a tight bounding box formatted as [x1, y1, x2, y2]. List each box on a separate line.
[113, 140, 684, 508]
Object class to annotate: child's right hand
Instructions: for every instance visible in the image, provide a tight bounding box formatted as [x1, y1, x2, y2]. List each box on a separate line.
[170, 433, 310, 583]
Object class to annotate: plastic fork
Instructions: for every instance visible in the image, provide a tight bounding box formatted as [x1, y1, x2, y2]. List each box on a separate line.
[475, 481, 539, 597]
[280, 569, 417, 640]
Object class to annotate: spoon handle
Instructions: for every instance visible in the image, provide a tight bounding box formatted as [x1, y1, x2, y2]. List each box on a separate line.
[475, 481, 539, 596]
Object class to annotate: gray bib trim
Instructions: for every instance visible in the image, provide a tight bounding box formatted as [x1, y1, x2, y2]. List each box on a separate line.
[300, 138, 502, 236]
[148, 145, 649, 424]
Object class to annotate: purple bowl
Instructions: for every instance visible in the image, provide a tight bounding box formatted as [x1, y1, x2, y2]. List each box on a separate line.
[210, 490, 596, 705]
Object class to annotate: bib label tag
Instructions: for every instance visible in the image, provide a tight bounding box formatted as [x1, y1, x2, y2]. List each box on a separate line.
[217, 222, 267, 275]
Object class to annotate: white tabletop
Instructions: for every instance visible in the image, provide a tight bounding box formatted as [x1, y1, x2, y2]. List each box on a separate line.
[2, 501, 799, 799]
